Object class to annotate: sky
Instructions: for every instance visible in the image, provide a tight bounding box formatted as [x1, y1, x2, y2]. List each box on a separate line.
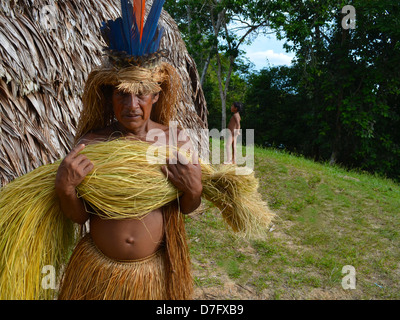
[241, 33, 295, 71]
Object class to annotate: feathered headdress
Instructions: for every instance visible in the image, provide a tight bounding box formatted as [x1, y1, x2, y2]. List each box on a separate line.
[75, 0, 182, 139]
[100, 0, 167, 67]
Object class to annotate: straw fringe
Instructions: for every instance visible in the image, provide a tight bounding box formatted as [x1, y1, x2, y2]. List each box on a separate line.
[58, 235, 167, 300]
[163, 202, 193, 300]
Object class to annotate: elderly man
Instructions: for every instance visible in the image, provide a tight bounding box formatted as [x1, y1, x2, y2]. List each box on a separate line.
[55, 0, 202, 300]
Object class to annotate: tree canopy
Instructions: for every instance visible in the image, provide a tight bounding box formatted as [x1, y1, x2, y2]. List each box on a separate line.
[166, 0, 400, 181]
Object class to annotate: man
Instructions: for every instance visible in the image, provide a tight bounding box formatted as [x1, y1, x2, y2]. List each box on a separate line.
[225, 102, 244, 164]
[55, 0, 201, 300]
[56, 62, 201, 301]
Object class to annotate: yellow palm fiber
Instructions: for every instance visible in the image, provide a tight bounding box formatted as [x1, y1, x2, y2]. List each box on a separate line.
[201, 164, 274, 236]
[77, 139, 181, 219]
[0, 138, 274, 299]
[78, 139, 274, 235]
[0, 162, 74, 300]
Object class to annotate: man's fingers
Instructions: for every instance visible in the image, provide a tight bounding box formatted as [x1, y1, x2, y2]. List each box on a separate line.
[161, 165, 175, 180]
[69, 144, 86, 158]
[167, 150, 190, 166]
[166, 151, 178, 165]
[191, 150, 199, 166]
[65, 145, 92, 168]
[177, 150, 190, 165]
[78, 157, 93, 169]
[82, 160, 94, 175]
[73, 153, 87, 164]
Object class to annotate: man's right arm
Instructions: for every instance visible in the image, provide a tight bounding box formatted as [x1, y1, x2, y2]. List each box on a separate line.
[55, 144, 94, 225]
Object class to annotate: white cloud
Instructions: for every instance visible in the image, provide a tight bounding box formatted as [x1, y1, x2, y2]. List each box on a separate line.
[247, 49, 294, 69]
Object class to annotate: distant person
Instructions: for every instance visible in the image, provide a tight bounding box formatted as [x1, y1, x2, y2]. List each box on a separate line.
[225, 102, 243, 164]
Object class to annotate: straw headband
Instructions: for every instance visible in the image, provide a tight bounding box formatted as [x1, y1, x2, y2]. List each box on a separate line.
[77, 61, 180, 139]
[88, 61, 171, 96]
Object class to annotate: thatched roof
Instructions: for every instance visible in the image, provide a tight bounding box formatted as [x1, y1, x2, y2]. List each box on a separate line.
[0, 0, 208, 187]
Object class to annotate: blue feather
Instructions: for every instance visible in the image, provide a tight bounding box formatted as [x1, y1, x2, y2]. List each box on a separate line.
[101, 0, 165, 58]
[107, 18, 126, 52]
[149, 27, 164, 54]
[121, 0, 134, 55]
[139, 0, 165, 55]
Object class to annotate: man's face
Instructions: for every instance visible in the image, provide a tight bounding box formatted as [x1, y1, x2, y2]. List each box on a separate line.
[112, 89, 159, 131]
[231, 105, 237, 113]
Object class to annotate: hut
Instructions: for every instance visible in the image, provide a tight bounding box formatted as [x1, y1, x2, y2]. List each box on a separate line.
[0, 0, 208, 187]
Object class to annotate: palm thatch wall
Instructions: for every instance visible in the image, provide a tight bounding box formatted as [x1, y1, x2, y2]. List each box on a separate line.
[0, 0, 208, 187]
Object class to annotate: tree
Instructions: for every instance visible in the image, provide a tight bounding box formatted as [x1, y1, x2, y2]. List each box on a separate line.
[242, 65, 309, 151]
[165, 0, 275, 130]
[270, 0, 400, 179]
[203, 54, 248, 130]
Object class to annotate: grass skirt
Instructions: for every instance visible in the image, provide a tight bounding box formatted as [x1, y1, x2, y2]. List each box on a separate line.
[58, 235, 167, 300]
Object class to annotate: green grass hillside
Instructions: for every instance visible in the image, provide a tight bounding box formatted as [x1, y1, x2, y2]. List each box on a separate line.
[187, 140, 400, 300]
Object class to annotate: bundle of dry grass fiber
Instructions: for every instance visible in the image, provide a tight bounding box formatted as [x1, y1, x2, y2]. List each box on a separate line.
[0, 138, 274, 300]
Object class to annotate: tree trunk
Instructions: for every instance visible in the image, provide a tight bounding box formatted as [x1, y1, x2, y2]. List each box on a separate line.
[329, 22, 349, 165]
[210, 6, 227, 131]
[215, 50, 226, 131]
[221, 95, 227, 131]
[200, 52, 212, 87]
[329, 87, 343, 165]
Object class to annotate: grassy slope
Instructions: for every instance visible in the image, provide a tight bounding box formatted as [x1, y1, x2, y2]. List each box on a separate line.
[186, 141, 400, 300]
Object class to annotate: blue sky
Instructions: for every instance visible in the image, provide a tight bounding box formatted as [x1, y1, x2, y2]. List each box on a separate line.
[241, 33, 295, 71]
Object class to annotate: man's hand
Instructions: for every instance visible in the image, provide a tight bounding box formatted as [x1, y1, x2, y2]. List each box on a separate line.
[161, 150, 203, 214]
[55, 144, 93, 224]
[55, 144, 94, 195]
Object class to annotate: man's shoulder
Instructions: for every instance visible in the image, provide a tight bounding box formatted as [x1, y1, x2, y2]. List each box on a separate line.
[77, 127, 114, 145]
[150, 121, 169, 133]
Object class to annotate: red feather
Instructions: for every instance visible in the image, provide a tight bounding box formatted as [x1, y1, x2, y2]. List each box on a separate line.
[133, 0, 145, 42]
